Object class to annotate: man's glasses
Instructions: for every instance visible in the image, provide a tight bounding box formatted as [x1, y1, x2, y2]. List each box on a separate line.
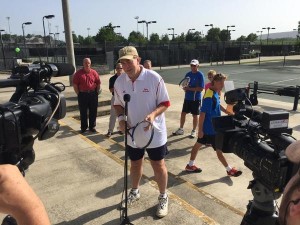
[116, 68, 123, 69]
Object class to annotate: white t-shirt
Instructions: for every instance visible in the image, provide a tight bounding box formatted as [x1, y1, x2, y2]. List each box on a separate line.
[114, 67, 170, 148]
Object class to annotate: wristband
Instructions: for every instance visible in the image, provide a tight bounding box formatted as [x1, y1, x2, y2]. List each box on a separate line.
[118, 114, 125, 122]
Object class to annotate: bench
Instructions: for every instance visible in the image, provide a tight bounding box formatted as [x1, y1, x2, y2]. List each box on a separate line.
[247, 81, 300, 111]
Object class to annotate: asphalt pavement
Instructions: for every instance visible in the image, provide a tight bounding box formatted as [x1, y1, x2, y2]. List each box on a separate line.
[0, 56, 300, 224]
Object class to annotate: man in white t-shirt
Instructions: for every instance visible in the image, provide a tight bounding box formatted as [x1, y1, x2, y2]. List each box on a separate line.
[114, 46, 170, 218]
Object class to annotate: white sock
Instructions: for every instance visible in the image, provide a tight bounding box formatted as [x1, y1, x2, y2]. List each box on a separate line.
[226, 166, 232, 172]
[159, 193, 167, 198]
[131, 188, 139, 194]
[188, 160, 195, 167]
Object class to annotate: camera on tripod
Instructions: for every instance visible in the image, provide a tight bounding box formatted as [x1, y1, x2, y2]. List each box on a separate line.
[213, 88, 297, 224]
[0, 63, 75, 171]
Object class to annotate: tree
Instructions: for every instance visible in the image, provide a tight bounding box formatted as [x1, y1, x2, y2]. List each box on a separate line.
[186, 31, 202, 42]
[128, 31, 146, 44]
[173, 32, 185, 42]
[246, 33, 258, 42]
[236, 35, 247, 42]
[77, 35, 85, 44]
[160, 34, 170, 44]
[149, 33, 160, 44]
[206, 28, 221, 42]
[72, 33, 79, 43]
[94, 22, 120, 43]
[220, 29, 229, 41]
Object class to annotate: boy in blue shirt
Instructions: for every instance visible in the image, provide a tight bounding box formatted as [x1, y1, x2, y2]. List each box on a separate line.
[185, 73, 242, 177]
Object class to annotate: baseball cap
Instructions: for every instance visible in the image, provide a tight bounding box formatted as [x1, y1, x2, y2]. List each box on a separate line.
[118, 46, 139, 61]
[286, 140, 300, 163]
[190, 59, 199, 65]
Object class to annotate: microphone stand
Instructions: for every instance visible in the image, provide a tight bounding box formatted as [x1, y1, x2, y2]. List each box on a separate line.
[120, 94, 133, 225]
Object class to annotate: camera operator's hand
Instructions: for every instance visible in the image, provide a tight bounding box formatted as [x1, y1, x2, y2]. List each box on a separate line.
[0, 164, 50, 225]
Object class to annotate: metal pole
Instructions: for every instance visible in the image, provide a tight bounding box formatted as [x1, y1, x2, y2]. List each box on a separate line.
[0, 31, 7, 69]
[42, 17, 49, 62]
[61, 0, 76, 86]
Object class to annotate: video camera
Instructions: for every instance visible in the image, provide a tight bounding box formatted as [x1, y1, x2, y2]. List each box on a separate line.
[0, 63, 75, 172]
[213, 88, 297, 224]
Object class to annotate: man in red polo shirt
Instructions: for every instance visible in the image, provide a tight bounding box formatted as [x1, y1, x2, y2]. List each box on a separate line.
[73, 58, 101, 133]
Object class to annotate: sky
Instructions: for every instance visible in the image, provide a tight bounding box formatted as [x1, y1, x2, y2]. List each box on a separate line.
[0, 0, 299, 41]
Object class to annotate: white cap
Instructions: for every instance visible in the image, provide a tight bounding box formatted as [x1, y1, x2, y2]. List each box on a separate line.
[190, 59, 199, 65]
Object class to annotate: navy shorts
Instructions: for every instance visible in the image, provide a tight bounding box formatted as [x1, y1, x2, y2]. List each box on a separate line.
[197, 134, 224, 151]
[127, 144, 169, 161]
[182, 100, 201, 115]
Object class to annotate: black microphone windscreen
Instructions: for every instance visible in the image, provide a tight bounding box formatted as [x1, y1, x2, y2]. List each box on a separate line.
[52, 63, 75, 76]
[124, 94, 131, 102]
[0, 79, 21, 88]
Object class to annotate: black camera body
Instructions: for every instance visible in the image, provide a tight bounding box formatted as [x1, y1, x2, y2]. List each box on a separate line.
[0, 63, 74, 170]
[213, 88, 296, 194]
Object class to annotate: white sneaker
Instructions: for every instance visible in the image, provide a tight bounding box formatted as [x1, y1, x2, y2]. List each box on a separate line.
[156, 195, 168, 218]
[190, 130, 196, 138]
[121, 189, 140, 208]
[172, 128, 184, 135]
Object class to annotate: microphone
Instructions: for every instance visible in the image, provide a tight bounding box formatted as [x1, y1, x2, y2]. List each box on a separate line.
[286, 140, 300, 163]
[51, 63, 75, 77]
[0, 79, 22, 88]
[124, 94, 131, 102]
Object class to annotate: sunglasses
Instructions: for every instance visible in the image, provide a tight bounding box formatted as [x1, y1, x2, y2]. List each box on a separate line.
[116, 67, 123, 69]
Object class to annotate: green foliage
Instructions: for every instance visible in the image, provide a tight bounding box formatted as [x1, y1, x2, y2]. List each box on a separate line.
[186, 31, 202, 42]
[94, 22, 120, 43]
[206, 28, 221, 42]
[128, 31, 147, 44]
[219, 29, 229, 41]
[236, 35, 246, 42]
[173, 32, 185, 42]
[149, 33, 160, 44]
[246, 33, 258, 42]
[160, 34, 170, 44]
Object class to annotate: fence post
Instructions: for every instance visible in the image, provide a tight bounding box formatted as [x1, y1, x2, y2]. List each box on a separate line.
[293, 85, 300, 111]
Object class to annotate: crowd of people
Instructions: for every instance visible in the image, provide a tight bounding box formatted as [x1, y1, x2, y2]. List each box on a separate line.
[1, 46, 299, 224]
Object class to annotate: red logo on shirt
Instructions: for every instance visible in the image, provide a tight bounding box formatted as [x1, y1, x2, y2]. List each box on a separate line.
[142, 88, 149, 92]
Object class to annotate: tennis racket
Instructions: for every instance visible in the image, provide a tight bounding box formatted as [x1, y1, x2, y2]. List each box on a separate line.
[127, 120, 154, 149]
[179, 77, 190, 89]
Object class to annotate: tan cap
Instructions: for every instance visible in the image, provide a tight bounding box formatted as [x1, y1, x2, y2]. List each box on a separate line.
[118, 46, 139, 61]
[286, 140, 300, 163]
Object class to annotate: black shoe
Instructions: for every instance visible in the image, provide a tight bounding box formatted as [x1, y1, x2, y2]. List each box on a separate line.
[80, 129, 86, 134]
[118, 131, 124, 135]
[89, 128, 97, 133]
[106, 131, 112, 137]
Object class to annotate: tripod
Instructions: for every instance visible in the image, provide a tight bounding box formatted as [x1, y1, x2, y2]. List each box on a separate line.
[241, 179, 281, 225]
[120, 94, 133, 225]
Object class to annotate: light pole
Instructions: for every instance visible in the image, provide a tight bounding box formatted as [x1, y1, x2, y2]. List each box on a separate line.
[256, 30, 263, 45]
[6, 17, 11, 44]
[144, 21, 157, 40]
[205, 24, 214, 28]
[87, 27, 90, 37]
[168, 28, 175, 39]
[134, 16, 139, 32]
[138, 20, 146, 36]
[22, 22, 32, 58]
[0, 29, 6, 69]
[43, 14, 55, 62]
[262, 27, 275, 45]
[226, 25, 235, 41]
